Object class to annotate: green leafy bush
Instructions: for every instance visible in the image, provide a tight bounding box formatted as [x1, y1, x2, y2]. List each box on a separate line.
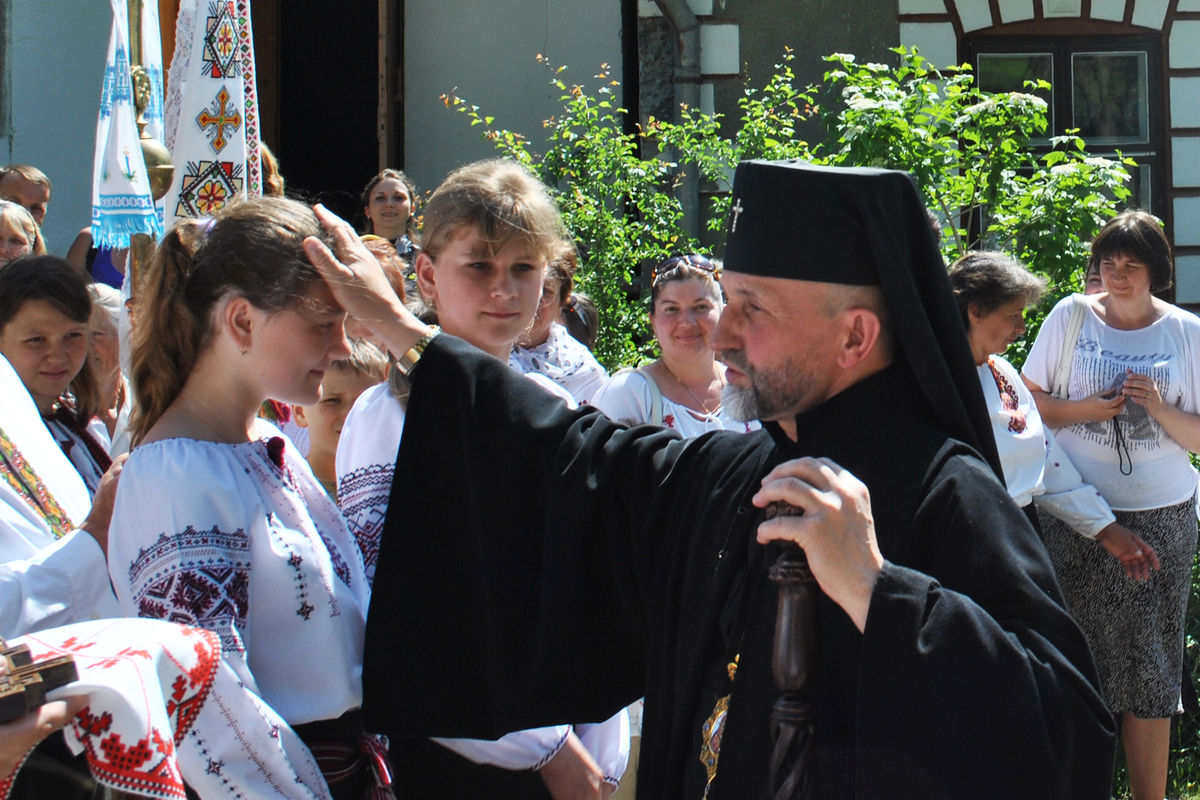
[654, 47, 1133, 364]
[444, 46, 1133, 370]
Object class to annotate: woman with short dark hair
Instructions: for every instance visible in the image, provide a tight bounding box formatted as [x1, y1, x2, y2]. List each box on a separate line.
[1023, 210, 1200, 800]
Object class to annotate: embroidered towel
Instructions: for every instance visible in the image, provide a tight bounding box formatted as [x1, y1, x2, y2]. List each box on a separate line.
[90, 0, 163, 249]
[162, 0, 262, 224]
[2, 618, 329, 800]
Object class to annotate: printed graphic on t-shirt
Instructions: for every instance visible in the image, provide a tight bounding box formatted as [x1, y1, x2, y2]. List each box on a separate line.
[1070, 336, 1170, 452]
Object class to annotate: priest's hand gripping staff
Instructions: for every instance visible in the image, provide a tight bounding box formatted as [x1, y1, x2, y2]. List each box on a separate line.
[765, 501, 817, 800]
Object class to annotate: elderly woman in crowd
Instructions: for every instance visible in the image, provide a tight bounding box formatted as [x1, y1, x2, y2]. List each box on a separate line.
[1022, 212, 1200, 800]
[0, 201, 43, 267]
[949, 251, 1153, 565]
[86, 283, 131, 457]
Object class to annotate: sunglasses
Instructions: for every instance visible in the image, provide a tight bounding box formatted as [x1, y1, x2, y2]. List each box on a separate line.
[650, 254, 720, 286]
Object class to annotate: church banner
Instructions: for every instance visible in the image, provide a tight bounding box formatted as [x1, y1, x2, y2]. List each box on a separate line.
[90, 0, 163, 249]
[162, 0, 262, 225]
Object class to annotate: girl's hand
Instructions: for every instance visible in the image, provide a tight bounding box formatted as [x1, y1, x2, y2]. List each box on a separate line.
[538, 731, 611, 800]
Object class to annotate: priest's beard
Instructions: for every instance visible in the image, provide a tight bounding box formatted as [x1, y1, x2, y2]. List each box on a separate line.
[719, 348, 819, 423]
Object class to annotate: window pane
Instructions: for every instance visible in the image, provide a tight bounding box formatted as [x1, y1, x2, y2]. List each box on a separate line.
[1126, 162, 1152, 212]
[1072, 52, 1149, 145]
[977, 53, 1054, 137]
[977, 53, 1054, 99]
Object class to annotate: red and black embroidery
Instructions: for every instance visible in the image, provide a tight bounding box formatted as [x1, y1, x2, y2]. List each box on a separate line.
[338, 463, 392, 585]
[18, 624, 221, 800]
[988, 358, 1027, 434]
[129, 527, 252, 656]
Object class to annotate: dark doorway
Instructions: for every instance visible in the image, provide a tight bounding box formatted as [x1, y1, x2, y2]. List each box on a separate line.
[275, 0, 378, 226]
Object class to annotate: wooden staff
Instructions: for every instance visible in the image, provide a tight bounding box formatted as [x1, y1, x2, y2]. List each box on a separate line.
[764, 502, 818, 800]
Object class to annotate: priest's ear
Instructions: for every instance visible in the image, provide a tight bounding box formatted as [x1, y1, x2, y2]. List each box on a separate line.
[835, 307, 887, 370]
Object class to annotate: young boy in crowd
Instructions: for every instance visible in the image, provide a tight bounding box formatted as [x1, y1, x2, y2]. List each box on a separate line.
[293, 338, 388, 500]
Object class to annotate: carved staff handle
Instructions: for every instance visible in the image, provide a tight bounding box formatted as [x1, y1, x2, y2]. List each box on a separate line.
[765, 503, 818, 800]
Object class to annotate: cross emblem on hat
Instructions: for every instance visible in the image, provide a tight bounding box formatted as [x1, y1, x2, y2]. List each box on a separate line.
[730, 198, 745, 232]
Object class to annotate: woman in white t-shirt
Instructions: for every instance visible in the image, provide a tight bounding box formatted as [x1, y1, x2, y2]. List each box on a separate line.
[592, 254, 755, 436]
[1022, 211, 1200, 800]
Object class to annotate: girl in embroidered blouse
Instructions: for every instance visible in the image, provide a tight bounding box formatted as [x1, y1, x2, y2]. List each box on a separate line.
[0, 256, 112, 498]
[107, 197, 375, 798]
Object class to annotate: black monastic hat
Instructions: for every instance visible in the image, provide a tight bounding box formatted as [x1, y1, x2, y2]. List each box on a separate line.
[723, 159, 1001, 477]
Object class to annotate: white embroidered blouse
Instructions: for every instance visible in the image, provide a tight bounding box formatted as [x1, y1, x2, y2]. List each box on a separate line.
[979, 355, 1116, 537]
[591, 367, 757, 437]
[109, 420, 369, 726]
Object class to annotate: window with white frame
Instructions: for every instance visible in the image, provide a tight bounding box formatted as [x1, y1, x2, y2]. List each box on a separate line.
[967, 34, 1162, 214]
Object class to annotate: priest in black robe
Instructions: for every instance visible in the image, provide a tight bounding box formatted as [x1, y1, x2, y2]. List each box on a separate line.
[304, 160, 1117, 799]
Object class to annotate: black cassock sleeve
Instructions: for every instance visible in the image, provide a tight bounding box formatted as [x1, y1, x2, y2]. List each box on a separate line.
[851, 451, 1117, 799]
[362, 334, 763, 740]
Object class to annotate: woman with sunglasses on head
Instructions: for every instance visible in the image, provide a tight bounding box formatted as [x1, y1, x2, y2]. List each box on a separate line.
[592, 254, 755, 435]
[1023, 210, 1200, 800]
